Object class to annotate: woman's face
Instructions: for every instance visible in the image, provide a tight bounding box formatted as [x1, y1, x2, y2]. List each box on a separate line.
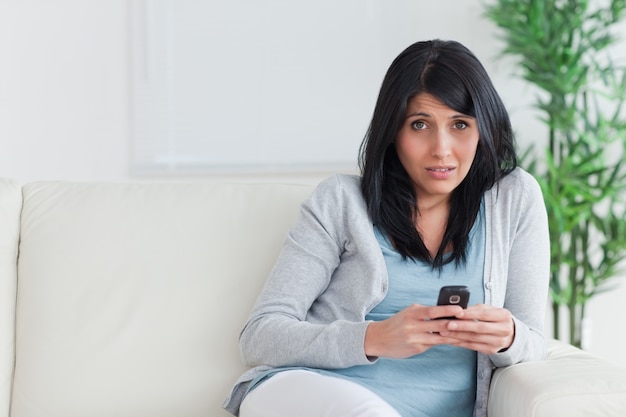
[395, 93, 479, 206]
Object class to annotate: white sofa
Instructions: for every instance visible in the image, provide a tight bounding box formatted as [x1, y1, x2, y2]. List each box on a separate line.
[1, 177, 626, 417]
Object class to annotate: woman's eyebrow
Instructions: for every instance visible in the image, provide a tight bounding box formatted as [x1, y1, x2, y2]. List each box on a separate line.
[405, 112, 474, 119]
[405, 111, 431, 118]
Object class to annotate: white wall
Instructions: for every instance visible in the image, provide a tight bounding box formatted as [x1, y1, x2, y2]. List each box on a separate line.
[0, 0, 543, 184]
[1, 0, 625, 368]
[0, 1, 131, 182]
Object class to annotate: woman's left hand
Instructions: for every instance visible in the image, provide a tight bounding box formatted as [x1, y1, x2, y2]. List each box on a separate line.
[439, 304, 515, 354]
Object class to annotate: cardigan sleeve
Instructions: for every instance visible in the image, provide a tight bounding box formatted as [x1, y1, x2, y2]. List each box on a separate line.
[489, 169, 550, 367]
[239, 175, 378, 369]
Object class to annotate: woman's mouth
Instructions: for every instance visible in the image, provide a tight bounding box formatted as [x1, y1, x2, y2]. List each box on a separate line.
[426, 167, 455, 179]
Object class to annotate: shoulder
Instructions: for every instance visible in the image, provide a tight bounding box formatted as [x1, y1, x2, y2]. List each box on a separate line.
[303, 173, 369, 226]
[489, 167, 543, 202]
[486, 167, 547, 223]
[497, 167, 540, 191]
[307, 174, 364, 206]
[314, 173, 362, 194]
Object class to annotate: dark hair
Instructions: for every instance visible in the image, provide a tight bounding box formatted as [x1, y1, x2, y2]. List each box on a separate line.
[358, 39, 517, 269]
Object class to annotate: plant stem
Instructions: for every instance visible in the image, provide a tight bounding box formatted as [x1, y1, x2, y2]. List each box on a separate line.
[568, 226, 580, 347]
[553, 300, 560, 340]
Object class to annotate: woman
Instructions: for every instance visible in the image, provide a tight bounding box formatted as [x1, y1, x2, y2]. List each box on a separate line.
[223, 39, 550, 417]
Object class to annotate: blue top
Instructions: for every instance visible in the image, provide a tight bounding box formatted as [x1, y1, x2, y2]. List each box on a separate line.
[246, 200, 486, 417]
[322, 201, 486, 417]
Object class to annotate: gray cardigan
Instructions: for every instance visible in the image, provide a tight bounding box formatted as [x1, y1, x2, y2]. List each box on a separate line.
[224, 168, 550, 417]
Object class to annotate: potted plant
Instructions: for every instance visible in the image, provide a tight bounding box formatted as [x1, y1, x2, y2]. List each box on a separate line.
[485, 0, 626, 348]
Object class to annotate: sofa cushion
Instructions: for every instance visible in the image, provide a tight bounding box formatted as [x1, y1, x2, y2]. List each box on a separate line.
[11, 181, 312, 417]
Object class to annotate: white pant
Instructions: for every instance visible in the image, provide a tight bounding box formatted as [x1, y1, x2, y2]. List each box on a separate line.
[239, 370, 402, 417]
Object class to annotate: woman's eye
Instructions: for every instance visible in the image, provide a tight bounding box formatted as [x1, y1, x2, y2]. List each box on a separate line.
[454, 121, 468, 129]
[411, 121, 427, 130]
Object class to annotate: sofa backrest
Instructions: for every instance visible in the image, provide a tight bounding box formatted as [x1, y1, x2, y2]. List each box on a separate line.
[0, 180, 22, 417]
[9, 180, 314, 417]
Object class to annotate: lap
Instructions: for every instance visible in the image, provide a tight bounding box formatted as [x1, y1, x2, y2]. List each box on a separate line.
[239, 370, 402, 417]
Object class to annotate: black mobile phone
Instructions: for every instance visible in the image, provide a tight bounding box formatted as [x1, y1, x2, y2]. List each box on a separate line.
[436, 285, 470, 319]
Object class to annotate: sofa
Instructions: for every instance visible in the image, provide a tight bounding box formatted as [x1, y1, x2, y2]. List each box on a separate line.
[1, 177, 626, 417]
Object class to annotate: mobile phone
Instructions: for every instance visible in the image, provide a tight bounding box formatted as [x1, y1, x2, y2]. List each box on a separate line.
[436, 285, 470, 319]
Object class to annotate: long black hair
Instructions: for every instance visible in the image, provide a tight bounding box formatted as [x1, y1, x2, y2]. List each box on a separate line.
[358, 39, 518, 269]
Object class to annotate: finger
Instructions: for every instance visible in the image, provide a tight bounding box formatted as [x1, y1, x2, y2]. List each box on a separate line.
[427, 318, 460, 334]
[461, 304, 511, 322]
[445, 337, 513, 355]
[445, 318, 511, 337]
[423, 330, 465, 346]
[442, 321, 515, 352]
[424, 305, 466, 320]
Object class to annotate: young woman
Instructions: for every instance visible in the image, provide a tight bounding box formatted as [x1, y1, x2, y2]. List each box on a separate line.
[223, 39, 550, 417]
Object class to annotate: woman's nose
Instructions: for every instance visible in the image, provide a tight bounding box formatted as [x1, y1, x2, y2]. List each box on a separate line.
[431, 130, 452, 158]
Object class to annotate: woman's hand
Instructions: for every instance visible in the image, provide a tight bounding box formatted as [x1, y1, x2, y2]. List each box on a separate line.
[439, 304, 515, 354]
[364, 303, 468, 359]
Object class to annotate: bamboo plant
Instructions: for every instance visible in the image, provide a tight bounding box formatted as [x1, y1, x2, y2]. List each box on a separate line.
[485, 0, 626, 347]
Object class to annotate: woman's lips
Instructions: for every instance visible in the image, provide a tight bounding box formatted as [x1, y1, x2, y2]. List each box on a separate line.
[426, 166, 455, 179]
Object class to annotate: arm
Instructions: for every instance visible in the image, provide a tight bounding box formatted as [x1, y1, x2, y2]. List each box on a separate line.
[491, 170, 550, 365]
[239, 176, 376, 369]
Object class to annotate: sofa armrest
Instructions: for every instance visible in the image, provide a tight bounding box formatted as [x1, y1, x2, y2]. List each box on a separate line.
[488, 339, 626, 416]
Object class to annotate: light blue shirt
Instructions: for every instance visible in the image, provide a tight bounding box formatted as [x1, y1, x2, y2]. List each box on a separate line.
[322, 202, 486, 417]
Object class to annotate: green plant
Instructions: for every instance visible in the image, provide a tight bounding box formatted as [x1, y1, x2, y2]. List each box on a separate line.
[485, 0, 626, 348]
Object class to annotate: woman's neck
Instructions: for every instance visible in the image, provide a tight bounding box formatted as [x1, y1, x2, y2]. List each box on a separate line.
[416, 197, 451, 257]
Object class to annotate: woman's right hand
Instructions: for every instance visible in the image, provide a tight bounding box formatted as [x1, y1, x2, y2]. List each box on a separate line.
[363, 303, 465, 359]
